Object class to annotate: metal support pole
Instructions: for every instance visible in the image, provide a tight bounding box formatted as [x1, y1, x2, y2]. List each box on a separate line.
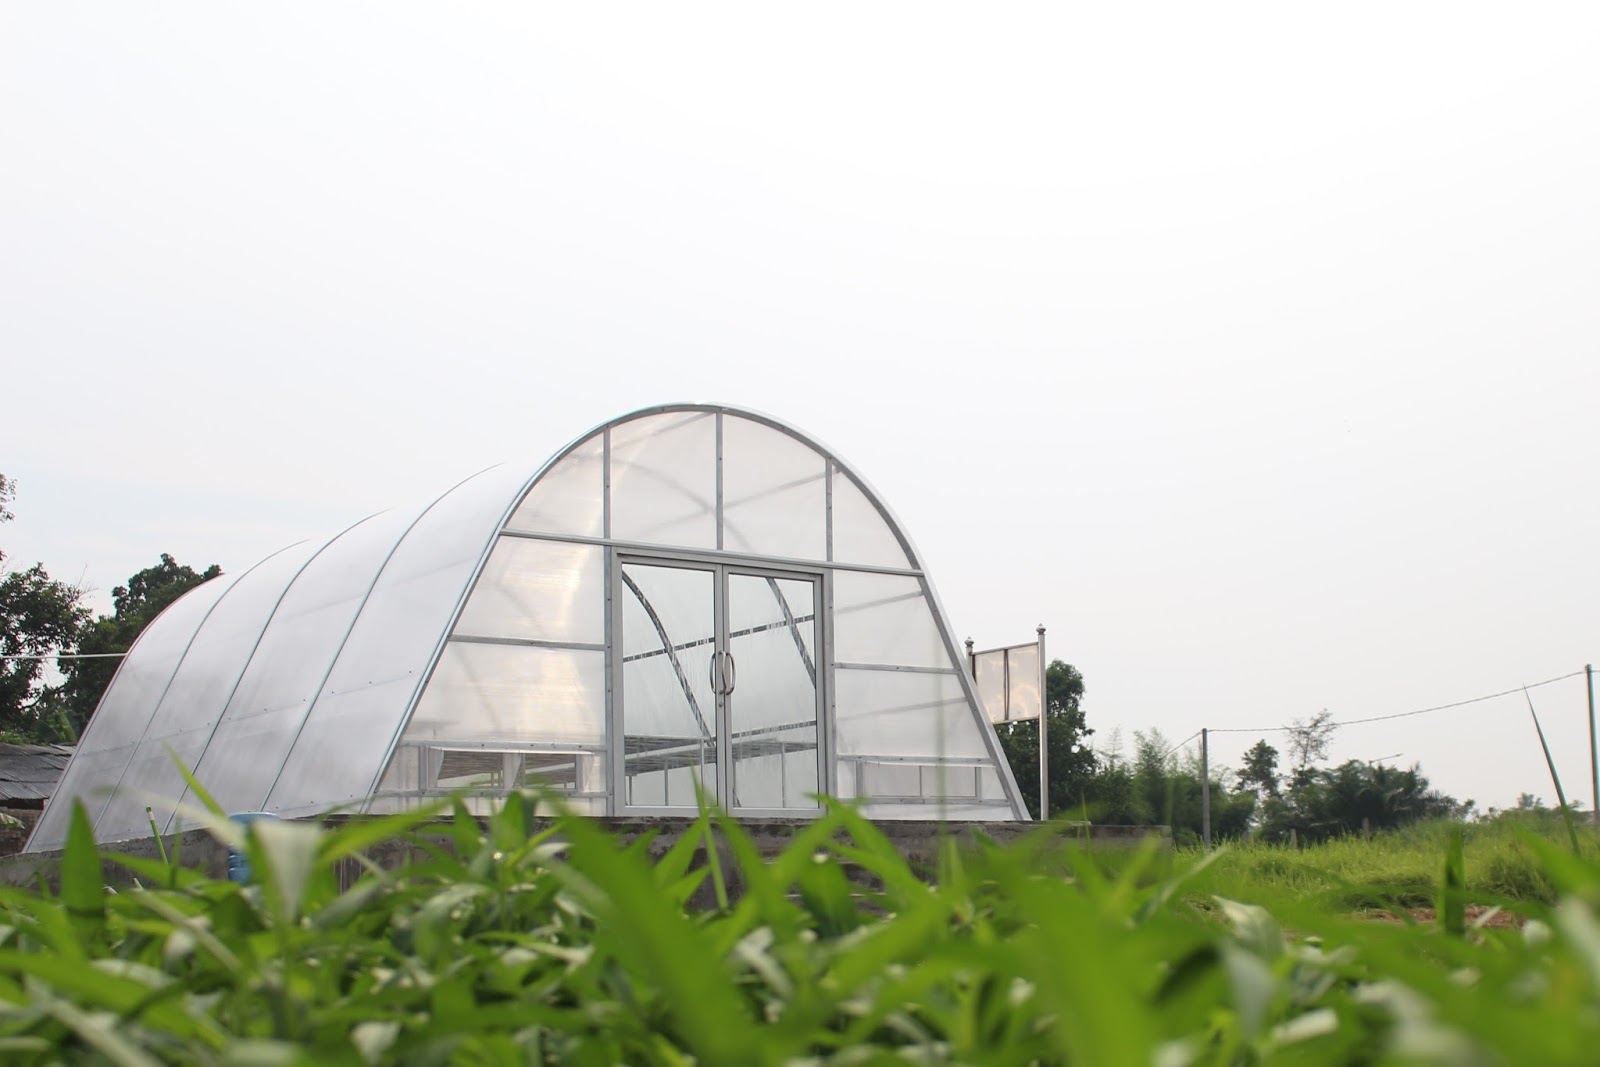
[1201, 727, 1211, 848]
[1588, 663, 1597, 826]
[1037, 625, 1048, 822]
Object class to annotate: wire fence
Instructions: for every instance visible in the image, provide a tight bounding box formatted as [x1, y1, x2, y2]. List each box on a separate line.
[1141, 665, 1600, 842]
[1202, 670, 1586, 735]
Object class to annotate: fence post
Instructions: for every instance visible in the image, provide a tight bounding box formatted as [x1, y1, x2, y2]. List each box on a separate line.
[1201, 727, 1211, 848]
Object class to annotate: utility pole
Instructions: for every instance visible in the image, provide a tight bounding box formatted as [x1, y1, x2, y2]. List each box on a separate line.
[1588, 664, 1597, 825]
[1201, 727, 1211, 848]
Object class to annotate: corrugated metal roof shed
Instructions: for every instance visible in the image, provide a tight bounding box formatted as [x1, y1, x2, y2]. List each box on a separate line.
[0, 743, 74, 805]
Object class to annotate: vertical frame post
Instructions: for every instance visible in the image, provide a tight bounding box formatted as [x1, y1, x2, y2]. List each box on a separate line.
[1037, 625, 1048, 822]
[1201, 727, 1211, 848]
[714, 564, 729, 810]
[602, 429, 618, 814]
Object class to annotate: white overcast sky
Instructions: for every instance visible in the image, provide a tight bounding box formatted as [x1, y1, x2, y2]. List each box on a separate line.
[4, 4, 1597, 813]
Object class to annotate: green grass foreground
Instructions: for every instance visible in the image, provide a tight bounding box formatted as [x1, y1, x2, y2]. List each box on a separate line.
[3, 800, 1600, 1066]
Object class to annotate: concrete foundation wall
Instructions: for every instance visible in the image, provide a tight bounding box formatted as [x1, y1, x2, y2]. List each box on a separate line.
[0, 817, 1171, 894]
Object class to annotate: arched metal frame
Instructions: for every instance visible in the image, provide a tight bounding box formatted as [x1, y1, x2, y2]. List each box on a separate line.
[373, 404, 1026, 821]
[27, 404, 1026, 852]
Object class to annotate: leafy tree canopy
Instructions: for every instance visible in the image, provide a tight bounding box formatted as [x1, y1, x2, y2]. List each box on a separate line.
[1256, 759, 1465, 843]
[996, 660, 1097, 820]
[0, 474, 90, 735]
[1236, 739, 1281, 799]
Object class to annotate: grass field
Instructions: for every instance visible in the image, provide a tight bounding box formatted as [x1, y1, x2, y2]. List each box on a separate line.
[1182, 816, 1582, 911]
[1, 792, 1598, 1065]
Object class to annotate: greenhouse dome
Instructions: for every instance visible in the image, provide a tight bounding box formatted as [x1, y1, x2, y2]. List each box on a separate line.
[27, 405, 1027, 851]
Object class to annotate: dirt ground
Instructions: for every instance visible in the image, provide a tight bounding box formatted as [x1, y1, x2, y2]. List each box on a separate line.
[1361, 904, 1524, 930]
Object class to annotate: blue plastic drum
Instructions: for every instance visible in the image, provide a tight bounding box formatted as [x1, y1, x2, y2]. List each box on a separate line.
[225, 812, 282, 883]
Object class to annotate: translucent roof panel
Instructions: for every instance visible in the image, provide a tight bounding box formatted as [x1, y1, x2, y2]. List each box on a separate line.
[833, 669, 988, 761]
[27, 571, 239, 852]
[832, 572, 950, 670]
[404, 642, 607, 746]
[30, 404, 1026, 850]
[721, 415, 827, 560]
[453, 539, 604, 645]
[96, 541, 322, 842]
[506, 432, 604, 538]
[830, 467, 912, 568]
[264, 462, 538, 818]
[174, 508, 419, 821]
[609, 411, 717, 549]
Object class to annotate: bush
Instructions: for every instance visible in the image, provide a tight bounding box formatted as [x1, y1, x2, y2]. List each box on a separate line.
[2, 800, 1600, 1063]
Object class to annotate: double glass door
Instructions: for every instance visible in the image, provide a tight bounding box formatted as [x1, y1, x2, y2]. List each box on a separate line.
[616, 557, 823, 813]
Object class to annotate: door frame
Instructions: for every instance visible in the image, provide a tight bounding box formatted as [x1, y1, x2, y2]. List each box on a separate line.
[607, 547, 832, 816]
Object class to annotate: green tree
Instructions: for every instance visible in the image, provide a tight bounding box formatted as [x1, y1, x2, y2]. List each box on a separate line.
[1260, 760, 1464, 843]
[1082, 730, 1255, 843]
[0, 474, 91, 736]
[996, 660, 1097, 820]
[1084, 729, 1141, 824]
[1235, 739, 1281, 799]
[60, 553, 221, 735]
[1286, 710, 1336, 775]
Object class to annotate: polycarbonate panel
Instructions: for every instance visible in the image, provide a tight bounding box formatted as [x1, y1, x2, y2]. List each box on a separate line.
[620, 562, 717, 806]
[505, 433, 604, 538]
[403, 642, 605, 744]
[727, 572, 819, 810]
[721, 416, 826, 560]
[973, 650, 1007, 723]
[859, 761, 921, 797]
[609, 412, 716, 548]
[27, 574, 236, 851]
[97, 541, 322, 842]
[972, 644, 1042, 724]
[178, 509, 418, 819]
[857, 760, 981, 800]
[1004, 643, 1042, 723]
[833, 668, 988, 760]
[374, 746, 604, 803]
[454, 537, 603, 644]
[829, 468, 911, 568]
[832, 572, 948, 669]
[266, 462, 537, 816]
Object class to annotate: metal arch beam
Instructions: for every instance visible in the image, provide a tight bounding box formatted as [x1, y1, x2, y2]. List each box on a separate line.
[492, 403, 1029, 822]
[763, 576, 816, 680]
[500, 403, 921, 569]
[618, 569, 713, 741]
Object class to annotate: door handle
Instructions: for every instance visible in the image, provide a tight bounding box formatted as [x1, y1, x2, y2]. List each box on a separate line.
[707, 651, 736, 695]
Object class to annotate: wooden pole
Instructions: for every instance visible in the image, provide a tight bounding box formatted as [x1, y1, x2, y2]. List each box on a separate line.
[1201, 727, 1211, 848]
